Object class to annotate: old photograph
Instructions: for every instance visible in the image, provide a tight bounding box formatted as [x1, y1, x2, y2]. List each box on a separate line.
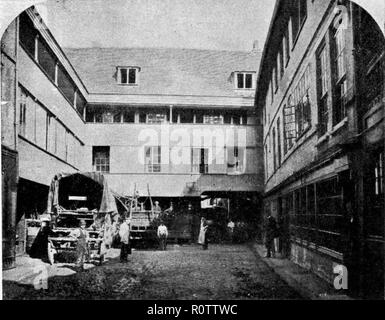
[1, 0, 384, 302]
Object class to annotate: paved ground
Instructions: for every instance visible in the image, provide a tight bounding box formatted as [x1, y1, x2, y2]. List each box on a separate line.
[3, 244, 303, 300]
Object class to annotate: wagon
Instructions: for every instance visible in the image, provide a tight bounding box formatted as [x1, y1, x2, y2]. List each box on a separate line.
[47, 209, 105, 265]
[46, 172, 121, 265]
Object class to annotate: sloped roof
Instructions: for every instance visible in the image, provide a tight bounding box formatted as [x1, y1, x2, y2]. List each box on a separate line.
[64, 47, 261, 97]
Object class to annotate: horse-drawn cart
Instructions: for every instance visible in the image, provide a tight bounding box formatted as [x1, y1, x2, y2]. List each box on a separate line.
[46, 172, 121, 265]
[47, 209, 105, 265]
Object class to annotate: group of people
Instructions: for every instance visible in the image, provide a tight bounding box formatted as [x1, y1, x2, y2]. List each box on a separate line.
[117, 216, 210, 261]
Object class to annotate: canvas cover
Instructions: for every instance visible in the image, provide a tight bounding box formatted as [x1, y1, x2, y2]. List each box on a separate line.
[47, 172, 118, 214]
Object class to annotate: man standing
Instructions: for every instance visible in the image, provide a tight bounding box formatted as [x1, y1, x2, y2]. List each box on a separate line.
[265, 215, 278, 258]
[157, 221, 168, 251]
[70, 219, 89, 271]
[227, 220, 235, 243]
[198, 217, 209, 250]
[119, 216, 131, 262]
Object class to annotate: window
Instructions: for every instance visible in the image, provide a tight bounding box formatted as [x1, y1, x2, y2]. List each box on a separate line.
[227, 146, 245, 174]
[75, 92, 86, 117]
[331, 19, 347, 125]
[180, 109, 194, 123]
[284, 24, 290, 64]
[316, 177, 344, 253]
[273, 66, 278, 92]
[35, 103, 47, 149]
[147, 112, 167, 124]
[123, 109, 135, 123]
[224, 112, 232, 124]
[236, 73, 254, 89]
[19, 12, 37, 57]
[375, 151, 384, 196]
[294, 66, 311, 136]
[139, 111, 147, 123]
[283, 99, 296, 152]
[317, 43, 329, 136]
[287, 179, 343, 251]
[145, 146, 161, 173]
[283, 65, 311, 151]
[118, 67, 139, 85]
[57, 65, 76, 105]
[56, 122, 67, 160]
[291, 0, 307, 46]
[102, 111, 114, 123]
[93, 146, 110, 173]
[37, 37, 56, 82]
[279, 47, 284, 79]
[19, 88, 27, 137]
[203, 113, 223, 125]
[277, 118, 282, 166]
[191, 148, 208, 174]
[368, 150, 385, 238]
[113, 111, 122, 123]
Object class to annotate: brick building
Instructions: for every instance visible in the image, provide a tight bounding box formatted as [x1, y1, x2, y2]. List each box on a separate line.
[1, 7, 263, 267]
[256, 0, 384, 299]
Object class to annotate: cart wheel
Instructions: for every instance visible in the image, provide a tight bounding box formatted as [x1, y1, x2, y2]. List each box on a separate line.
[48, 242, 55, 265]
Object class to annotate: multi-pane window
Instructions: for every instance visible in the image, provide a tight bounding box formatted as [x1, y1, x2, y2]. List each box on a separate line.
[147, 112, 167, 124]
[316, 177, 344, 253]
[317, 43, 329, 136]
[118, 67, 138, 85]
[93, 146, 110, 173]
[236, 73, 254, 89]
[18, 87, 82, 166]
[19, 12, 83, 120]
[294, 66, 311, 136]
[283, 65, 311, 152]
[287, 177, 344, 253]
[331, 20, 347, 125]
[191, 148, 208, 174]
[227, 146, 245, 174]
[283, 99, 296, 152]
[145, 146, 161, 173]
[203, 114, 223, 125]
[102, 111, 114, 123]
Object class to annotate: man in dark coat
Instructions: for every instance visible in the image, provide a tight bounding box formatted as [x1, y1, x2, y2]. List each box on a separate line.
[265, 215, 278, 258]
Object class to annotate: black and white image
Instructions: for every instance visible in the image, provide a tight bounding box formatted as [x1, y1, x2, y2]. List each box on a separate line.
[1, 0, 384, 301]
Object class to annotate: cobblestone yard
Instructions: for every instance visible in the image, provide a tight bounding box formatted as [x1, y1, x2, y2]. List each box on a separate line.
[3, 244, 303, 300]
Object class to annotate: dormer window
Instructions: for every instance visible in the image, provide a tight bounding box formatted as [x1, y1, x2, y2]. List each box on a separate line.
[234, 72, 255, 89]
[117, 67, 140, 85]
